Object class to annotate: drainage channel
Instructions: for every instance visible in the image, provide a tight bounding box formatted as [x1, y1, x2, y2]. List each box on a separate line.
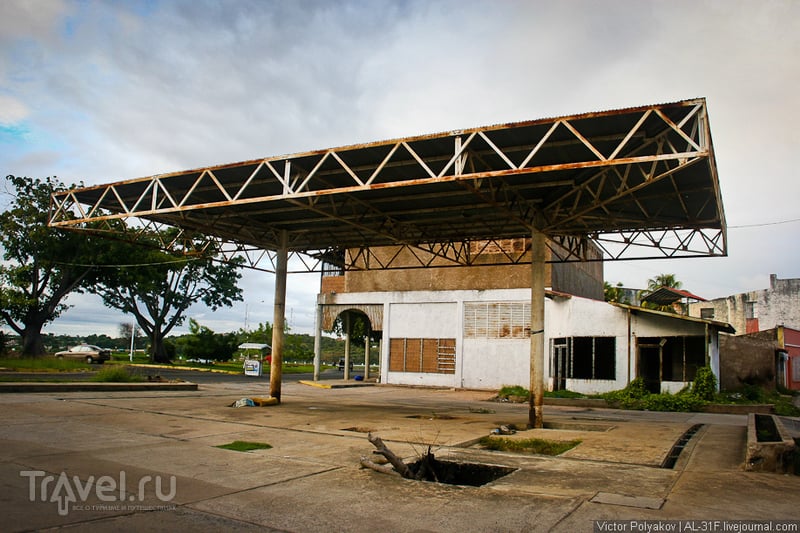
[661, 424, 703, 469]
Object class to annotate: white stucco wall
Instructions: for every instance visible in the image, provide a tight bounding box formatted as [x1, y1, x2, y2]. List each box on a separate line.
[461, 338, 529, 389]
[546, 297, 631, 393]
[323, 289, 722, 394]
[386, 301, 460, 387]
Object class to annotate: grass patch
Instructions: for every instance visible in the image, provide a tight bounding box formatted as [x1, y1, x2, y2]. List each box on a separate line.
[478, 436, 581, 455]
[215, 441, 273, 452]
[497, 385, 587, 402]
[89, 366, 144, 382]
[773, 395, 800, 417]
[0, 357, 90, 372]
[545, 389, 586, 399]
[498, 385, 529, 397]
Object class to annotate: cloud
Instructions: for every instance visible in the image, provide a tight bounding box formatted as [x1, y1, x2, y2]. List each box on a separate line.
[0, 0, 69, 42]
[0, 94, 29, 125]
[2, 0, 800, 336]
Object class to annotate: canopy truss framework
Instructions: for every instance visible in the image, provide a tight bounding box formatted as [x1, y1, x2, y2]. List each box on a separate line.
[49, 98, 726, 271]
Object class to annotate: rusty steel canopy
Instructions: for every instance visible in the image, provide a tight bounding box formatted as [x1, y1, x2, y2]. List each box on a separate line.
[49, 98, 726, 271]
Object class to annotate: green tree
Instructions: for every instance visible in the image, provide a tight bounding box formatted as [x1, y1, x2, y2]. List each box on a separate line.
[641, 273, 683, 312]
[646, 273, 682, 291]
[91, 232, 243, 363]
[241, 321, 274, 345]
[0, 175, 109, 356]
[181, 319, 238, 362]
[603, 281, 628, 303]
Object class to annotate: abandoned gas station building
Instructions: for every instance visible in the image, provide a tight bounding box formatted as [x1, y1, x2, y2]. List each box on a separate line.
[317, 239, 734, 394]
[50, 98, 727, 425]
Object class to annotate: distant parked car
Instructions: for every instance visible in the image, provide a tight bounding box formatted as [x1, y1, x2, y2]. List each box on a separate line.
[55, 344, 111, 364]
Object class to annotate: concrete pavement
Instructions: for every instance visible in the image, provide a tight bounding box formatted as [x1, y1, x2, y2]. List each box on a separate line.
[0, 379, 798, 532]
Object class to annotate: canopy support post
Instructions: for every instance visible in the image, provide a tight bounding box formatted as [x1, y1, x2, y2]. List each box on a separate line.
[269, 229, 288, 402]
[313, 300, 322, 381]
[529, 227, 546, 428]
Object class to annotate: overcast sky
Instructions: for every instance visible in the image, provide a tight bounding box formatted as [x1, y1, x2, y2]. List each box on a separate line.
[1, 0, 798, 339]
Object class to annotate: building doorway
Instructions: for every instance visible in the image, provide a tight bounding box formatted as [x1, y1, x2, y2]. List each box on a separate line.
[552, 341, 568, 391]
[638, 341, 664, 394]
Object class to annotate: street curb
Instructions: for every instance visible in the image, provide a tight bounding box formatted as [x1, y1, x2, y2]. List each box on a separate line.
[298, 380, 375, 389]
[0, 382, 198, 393]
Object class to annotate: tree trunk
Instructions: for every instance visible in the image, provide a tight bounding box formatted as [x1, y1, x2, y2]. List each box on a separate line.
[21, 325, 46, 357]
[150, 334, 171, 364]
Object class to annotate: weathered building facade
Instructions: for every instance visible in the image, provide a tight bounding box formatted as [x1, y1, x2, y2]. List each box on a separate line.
[318, 239, 731, 394]
[687, 274, 800, 334]
[732, 326, 800, 392]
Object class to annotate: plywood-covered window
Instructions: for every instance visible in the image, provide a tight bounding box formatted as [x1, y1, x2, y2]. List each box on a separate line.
[389, 338, 456, 374]
[464, 302, 530, 339]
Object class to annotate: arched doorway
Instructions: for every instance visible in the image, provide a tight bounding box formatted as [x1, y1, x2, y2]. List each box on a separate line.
[318, 304, 383, 381]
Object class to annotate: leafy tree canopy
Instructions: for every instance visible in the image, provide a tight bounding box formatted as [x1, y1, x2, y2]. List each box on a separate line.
[647, 273, 682, 291]
[176, 318, 239, 362]
[642, 273, 683, 312]
[91, 230, 244, 363]
[603, 281, 629, 304]
[0, 175, 111, 355]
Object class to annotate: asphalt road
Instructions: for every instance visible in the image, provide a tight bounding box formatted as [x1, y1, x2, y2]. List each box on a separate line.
[147, 366, 348, 384]
[0, 365, 354, 385]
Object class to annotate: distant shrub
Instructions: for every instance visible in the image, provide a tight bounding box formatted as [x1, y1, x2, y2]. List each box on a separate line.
[90, 366, 143, 382]
[603, 372, 712, 412]
[497, 385, 529, 401]
[692, 366, 717, 401]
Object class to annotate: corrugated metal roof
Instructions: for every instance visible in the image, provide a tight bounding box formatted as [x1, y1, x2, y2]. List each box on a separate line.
[642, 287, 707, 305]
[610, 302, 736, 333]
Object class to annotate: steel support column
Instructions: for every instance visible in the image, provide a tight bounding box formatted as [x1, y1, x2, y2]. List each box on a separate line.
[529, 227, 546, 428]
[344, 312, 351, 381]
[313, 301, 322, 381]
[364, 324, 371, 380]
[269, 229, 288, 402]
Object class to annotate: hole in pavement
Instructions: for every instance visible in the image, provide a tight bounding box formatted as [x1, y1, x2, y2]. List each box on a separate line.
[661, 424, 703, 468]
[406, 458, 516, 487]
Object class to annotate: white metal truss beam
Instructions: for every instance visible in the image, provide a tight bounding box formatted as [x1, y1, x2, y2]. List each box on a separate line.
[48, 98, 726, 272]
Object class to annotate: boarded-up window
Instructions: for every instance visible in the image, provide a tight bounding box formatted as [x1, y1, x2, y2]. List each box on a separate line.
[464, 302, 530, 339]
[389, 338, 456, 374]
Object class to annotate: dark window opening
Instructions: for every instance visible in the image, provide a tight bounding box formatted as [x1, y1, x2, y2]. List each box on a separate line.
[551, 336, 616, 380]
[639, 336, 706, 383]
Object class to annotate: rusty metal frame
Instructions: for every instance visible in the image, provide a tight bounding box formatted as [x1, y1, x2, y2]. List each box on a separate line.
[49, 98, 726, 272]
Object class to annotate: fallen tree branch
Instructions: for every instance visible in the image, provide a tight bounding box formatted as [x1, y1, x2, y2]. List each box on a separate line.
[367, 432, 414, 479]
[359, 456, 399, 476]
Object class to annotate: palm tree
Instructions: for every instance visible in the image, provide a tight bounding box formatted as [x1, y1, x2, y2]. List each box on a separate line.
[642, 274, 683, 312]
[647, 274, 682, 292]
